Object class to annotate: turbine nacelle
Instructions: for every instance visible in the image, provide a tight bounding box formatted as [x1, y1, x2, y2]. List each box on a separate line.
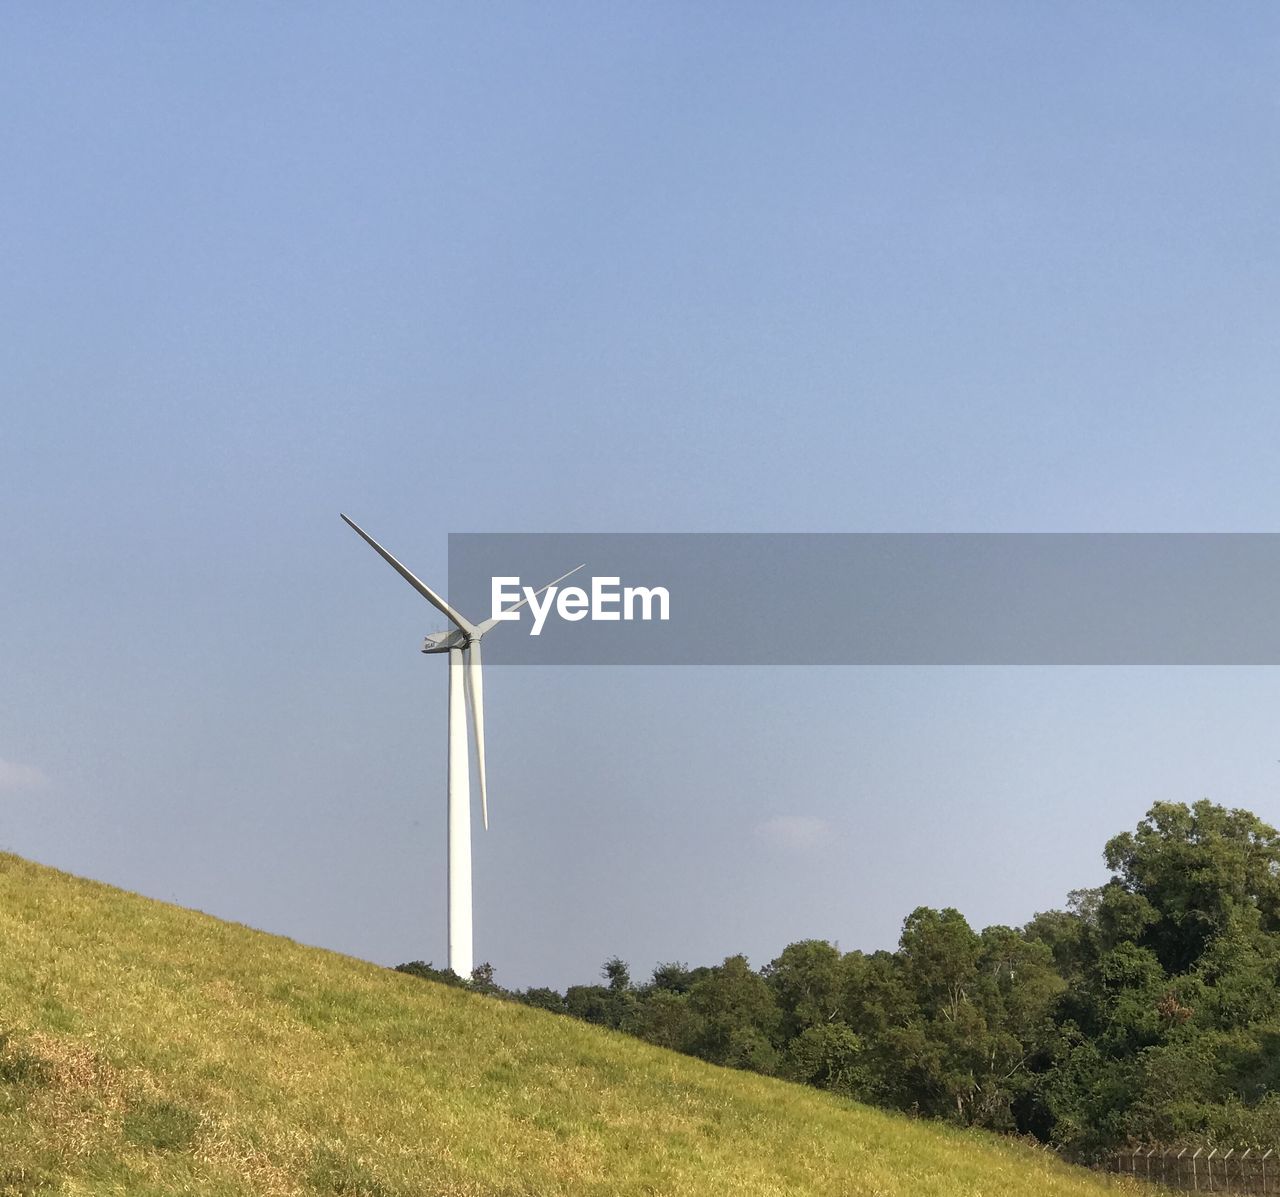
[422, 629, 467, 654]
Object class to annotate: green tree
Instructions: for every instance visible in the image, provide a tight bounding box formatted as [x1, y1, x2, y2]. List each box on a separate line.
[515, 986, 566, 1014]
[470, 962, 501, 995]
[648, 961, 701, 994]
[633, 989, 703, 1053]
[1104, 800, 1280, 974]
[688, 955, 781, 1074]
[784, 1023, 865, 1093]
[564, 984, 613, 1026]
[393, 961, 467, 988]
[601, 957, 640, 1032]
[764, 940, 846, 1042]
[898, 907, 982, 1024]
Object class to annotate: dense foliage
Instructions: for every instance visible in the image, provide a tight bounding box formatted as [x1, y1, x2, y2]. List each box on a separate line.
[397, 800, 1280, 1161]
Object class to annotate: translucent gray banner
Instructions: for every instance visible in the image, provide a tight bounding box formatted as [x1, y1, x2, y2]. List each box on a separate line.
[446, 534, 1280, 665]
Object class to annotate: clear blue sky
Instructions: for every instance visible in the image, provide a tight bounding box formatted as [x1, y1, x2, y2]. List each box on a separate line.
[3, 5, 1280, 987]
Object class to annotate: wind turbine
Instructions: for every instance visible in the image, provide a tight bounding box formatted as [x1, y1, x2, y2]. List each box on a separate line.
[341, 514, 581, 978]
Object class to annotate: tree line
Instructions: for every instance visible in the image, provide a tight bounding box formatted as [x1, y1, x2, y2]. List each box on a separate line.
[396, 800, 1280, 1161]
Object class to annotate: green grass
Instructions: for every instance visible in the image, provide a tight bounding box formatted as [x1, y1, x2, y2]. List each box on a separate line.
[0, 853, 1155, 1196]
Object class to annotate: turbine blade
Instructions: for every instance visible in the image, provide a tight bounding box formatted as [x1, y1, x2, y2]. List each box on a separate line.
[474, 563, 586, 636]
[341, 514, 476, 635]
[465, 641, 488, 830]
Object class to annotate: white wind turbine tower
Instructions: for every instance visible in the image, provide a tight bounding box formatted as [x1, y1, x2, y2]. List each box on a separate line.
[342, 514, 581, 978]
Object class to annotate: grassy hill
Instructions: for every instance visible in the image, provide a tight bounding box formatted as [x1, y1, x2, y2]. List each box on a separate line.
[0, 854, 1150, 1197]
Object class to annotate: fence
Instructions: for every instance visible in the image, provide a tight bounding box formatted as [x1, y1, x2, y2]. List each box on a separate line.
[1108, 1148, 1280, 1193]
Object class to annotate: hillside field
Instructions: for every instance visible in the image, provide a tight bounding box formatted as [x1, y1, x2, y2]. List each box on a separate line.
[0, 853, 1156, 1196]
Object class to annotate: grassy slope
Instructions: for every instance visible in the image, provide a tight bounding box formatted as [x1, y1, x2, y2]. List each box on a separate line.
[0, 854, 1149, 1197]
